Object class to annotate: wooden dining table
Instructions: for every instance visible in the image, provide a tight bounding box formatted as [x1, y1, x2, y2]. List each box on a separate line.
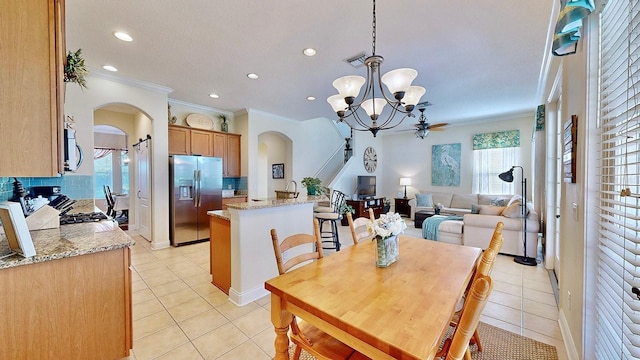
[264, 235, 482, 360]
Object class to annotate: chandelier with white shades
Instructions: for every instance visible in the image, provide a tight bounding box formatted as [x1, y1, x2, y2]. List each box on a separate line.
[327, 0, 426, 137]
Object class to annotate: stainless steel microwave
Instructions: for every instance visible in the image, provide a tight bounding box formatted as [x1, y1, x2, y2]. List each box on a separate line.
[63, 128, 83, 172]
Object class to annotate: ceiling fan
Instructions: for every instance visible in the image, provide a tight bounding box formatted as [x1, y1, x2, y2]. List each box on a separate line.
[412, 107, 449, 139]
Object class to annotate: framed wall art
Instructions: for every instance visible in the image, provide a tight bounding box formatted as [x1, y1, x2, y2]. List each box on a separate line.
[431, 143, 461, 186]
[272, 163, 284, 179]
[563, 115, 577, 183]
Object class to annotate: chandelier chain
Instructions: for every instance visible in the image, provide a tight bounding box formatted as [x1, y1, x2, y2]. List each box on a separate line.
[371, 0, 376, 56]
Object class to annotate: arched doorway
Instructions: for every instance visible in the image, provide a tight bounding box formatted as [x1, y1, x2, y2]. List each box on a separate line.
[93, 104, 153, 240]
[93, 124, 129, 218]
[257, 131, 293, 199]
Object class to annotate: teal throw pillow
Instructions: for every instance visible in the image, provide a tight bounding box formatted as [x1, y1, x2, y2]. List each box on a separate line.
[471, 204, 480, 214]
[416, 193, 433, 207]
[490, 198, 506, 206]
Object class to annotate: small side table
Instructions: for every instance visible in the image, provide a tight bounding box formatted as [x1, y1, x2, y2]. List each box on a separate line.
[394, 198, 412, 217]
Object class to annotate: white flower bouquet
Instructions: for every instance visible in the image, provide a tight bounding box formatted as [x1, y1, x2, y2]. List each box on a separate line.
[368, 212, 407, 240]
[368, 212, 406, 267]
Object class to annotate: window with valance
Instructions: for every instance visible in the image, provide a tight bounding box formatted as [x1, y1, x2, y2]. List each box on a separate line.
[472, 130, 520, 194]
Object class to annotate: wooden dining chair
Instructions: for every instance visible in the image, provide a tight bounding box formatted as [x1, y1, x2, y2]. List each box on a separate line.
[452, 221, 504, 353]
[270, 219, 355, 360]
[437, 275, 493, 360]
[346, 208, 375, 245]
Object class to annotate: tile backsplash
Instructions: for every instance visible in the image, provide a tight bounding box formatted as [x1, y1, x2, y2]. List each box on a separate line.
[1, 175, 247, 202]
[0, 176, 93, 201]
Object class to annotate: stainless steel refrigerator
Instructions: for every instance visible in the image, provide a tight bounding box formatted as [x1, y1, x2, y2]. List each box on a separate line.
[169, 155, 223, 246]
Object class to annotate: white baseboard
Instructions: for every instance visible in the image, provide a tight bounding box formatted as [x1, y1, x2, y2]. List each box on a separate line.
[228, 285, 269, 306]
[559, 309, 580, 360]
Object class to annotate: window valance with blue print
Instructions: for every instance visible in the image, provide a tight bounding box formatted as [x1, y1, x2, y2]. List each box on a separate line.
[472, 130, 520, 150]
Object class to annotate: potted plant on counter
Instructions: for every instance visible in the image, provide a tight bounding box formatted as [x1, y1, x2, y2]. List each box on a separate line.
[339, 203, 355, 226]
[301, 177, 326, 196]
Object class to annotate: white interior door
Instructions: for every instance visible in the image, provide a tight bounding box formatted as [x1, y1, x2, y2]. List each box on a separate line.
[136, 141, 151, 240]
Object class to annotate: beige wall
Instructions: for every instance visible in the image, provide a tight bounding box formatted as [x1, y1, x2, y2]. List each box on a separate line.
[379, 114, 535, 201]
[538, 12, 598, 360]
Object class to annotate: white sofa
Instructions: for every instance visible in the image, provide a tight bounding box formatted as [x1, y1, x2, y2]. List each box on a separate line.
[408, 192, 540, 257]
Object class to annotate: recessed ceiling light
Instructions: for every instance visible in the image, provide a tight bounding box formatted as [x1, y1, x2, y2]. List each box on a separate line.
[247, 73, 259, 80]
[307, 96, 316, 101]
[303, 48, 317, 56]
[113, 32, 133, 42]
[209, 93, 219, 99]
[102, 65, 118, 72]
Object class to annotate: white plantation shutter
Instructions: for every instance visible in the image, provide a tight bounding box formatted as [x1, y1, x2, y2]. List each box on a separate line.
[596, 0, 640, 358]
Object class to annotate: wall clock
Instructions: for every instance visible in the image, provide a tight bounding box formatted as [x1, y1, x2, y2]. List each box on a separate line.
[363, 146, 377, 173]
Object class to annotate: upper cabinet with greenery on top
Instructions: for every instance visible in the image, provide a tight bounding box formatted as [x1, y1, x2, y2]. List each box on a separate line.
[0, 0, 66, 176]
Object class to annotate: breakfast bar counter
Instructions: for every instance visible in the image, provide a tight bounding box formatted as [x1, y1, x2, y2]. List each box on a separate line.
[208, 197, 316, 305]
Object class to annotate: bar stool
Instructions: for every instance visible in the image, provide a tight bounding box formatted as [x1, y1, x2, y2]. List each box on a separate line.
[314, 190, 346, 251]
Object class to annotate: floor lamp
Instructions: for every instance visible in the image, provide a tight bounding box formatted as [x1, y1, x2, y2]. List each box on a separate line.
[498, 166, 537, 266]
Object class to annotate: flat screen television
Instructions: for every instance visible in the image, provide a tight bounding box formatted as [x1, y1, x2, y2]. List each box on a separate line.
[357, 176, 376, 199]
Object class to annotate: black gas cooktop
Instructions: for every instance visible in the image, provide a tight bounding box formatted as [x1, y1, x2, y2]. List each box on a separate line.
[59, 212, 108, 225]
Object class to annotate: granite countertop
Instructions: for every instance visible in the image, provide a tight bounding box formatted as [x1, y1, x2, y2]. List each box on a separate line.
[223, 195, 248, 199]
[224, 197, 321, 211]
[207, 210, 230, 220]
[0, 218, 135, 270]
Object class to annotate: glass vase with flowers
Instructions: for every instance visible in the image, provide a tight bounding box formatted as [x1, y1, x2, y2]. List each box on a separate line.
[367, 212, 407, 267]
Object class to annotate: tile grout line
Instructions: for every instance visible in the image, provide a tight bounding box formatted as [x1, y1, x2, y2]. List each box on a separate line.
[132, 238, 273, 359]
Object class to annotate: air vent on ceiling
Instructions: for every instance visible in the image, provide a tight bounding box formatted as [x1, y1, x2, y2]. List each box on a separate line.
[417, 101, 433, 108]
[344, 52, 368, 68]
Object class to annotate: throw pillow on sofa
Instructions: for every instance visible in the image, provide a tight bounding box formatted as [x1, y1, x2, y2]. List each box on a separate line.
[478, 205, 505, 215]
[416, 193, 433, 207]
[490, 198, 506, 206]
[507, 195, 522, 207]
[471, 204, 481, 214]
[502, 200, 528, 218]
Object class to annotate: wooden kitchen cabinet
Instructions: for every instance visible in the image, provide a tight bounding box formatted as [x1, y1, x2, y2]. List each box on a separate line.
[0, 247, 132, 359]
[210, 216, 231, 294]
[168, 125, 191, 155]
[225, 133, 241, 177]
[190, 129, 214, 156]
[0, 0, 65, 176]
[213, 132, 241, 177]
[169, 125, 241, 176]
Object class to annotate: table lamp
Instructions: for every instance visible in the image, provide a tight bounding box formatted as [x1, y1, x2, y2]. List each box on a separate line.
[399, 178, 411, 199]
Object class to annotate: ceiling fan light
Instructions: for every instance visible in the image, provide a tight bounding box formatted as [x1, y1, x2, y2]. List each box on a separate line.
[332, 76, 366, 99]
[381, 68, 417, 95]
[327, 95, 348, 113]
[362, 98, 387, 117]
[415, 129, 429, 139]
[403, 86, 426, 106]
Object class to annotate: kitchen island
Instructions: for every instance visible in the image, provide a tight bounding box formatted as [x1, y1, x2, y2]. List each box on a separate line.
[0, 218, 134, 360]
[208, 197, 316, 306]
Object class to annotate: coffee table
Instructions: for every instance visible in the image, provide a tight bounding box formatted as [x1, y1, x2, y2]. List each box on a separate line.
[414, 210, 456, 228]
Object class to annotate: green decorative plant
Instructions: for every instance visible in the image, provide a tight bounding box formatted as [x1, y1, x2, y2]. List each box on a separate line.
[64, 49, 89, 90]
[218, 114, 229, 132]
[301, 177, 325, 196]
[383, 198, 391, 213]
[339, 203, 355, 215]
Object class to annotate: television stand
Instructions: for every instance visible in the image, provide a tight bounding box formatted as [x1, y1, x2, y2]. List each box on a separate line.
[346, 198, 385, 219]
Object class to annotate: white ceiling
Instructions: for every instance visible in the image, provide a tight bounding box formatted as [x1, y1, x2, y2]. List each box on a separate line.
[66, 1, 556, 132]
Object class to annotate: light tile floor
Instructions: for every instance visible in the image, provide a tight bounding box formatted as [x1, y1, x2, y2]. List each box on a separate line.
[124, 219, 568, 360]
